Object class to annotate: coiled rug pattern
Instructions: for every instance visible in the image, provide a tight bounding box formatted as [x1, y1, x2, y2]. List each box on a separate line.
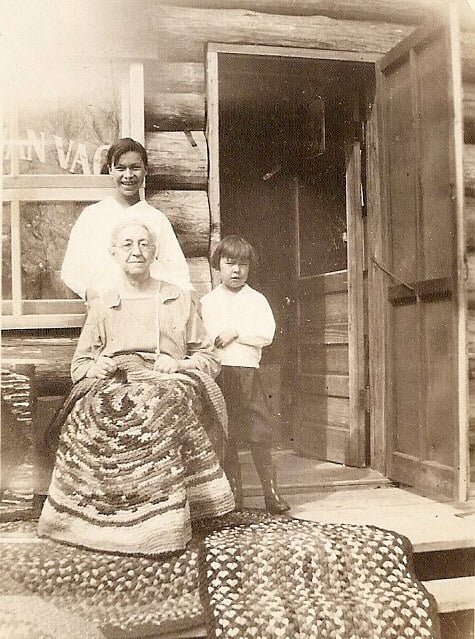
[0, 511, 440, 638]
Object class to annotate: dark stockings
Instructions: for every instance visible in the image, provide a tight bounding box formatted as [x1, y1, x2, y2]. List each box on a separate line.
[250, 444, 290, 515]
[224, 442, 290, 514]
[223, 442, 244, 511]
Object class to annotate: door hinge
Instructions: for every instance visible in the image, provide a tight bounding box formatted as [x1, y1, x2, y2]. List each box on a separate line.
[359, 386, 371, 412]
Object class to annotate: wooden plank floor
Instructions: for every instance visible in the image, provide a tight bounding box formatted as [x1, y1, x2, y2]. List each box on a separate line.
[240, 448, 390, 494]
[241, 449, 475, 553]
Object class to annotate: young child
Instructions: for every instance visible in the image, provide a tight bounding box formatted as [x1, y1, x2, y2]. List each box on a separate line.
[201, 235, 290, 514]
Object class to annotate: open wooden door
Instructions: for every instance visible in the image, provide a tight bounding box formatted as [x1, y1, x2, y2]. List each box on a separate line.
[292, 137, 366, 467]
[376, 9, 468, 500]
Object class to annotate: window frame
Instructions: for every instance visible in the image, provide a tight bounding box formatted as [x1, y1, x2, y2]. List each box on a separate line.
[1, 61, 144, 330]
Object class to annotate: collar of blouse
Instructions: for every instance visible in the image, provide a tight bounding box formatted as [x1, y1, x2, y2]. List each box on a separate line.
[102, 282, 182, 308]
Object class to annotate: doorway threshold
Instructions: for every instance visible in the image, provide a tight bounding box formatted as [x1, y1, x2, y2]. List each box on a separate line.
[240, 448, 391, 496]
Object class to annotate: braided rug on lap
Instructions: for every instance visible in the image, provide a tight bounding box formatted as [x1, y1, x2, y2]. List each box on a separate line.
[37, 354, 234, 555]
[0, 511, 440, 638]
[47, 354, 228, 458]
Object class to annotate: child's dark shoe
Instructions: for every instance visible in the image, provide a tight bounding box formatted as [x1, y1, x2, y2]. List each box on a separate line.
[263, 478, 290, 514]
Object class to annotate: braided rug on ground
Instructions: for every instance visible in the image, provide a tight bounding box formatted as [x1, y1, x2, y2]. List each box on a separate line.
[199, 514, 441, 639]
[0, 511, 440, 638]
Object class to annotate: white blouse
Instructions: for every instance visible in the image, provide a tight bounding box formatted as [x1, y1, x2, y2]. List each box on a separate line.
[200, 284, 276, 368]
[61, 197, 191, 299]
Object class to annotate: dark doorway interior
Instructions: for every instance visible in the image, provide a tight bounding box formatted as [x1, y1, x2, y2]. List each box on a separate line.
[218, 53, 371, 455]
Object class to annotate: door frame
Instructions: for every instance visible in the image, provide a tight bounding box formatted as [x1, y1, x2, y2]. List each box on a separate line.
[206, 42, 377, 469]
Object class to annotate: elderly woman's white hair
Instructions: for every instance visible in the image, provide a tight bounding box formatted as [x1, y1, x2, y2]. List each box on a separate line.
[109, 218, 158, 255]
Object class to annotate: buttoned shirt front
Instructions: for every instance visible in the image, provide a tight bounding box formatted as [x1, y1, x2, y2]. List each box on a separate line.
[71, 282, 219, 382]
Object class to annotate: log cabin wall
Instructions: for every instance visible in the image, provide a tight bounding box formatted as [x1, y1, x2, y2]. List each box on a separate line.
[141, 0, 427, 450]
[141, 1, 474, 467]
[142, 0, 447, 299]
[142, 0, 473, 295]
[3, 0, 474, 502]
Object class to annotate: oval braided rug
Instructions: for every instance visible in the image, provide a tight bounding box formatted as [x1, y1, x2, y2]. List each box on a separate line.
[0, 511, 440, 638]
[198, 514, 440, 639]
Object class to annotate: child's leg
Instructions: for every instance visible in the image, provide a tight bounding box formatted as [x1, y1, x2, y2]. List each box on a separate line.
[217, 367, 244, 510]
[223, 440, 243, 510]
[240, 369, 290, 514]
[250, 444, 290, 514]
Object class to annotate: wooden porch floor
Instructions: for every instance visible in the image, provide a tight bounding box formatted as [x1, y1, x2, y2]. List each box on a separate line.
[242, 449, 475, 553]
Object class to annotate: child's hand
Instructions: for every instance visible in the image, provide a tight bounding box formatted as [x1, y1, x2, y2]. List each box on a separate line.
[154, 354, 179, 373]
[215, 330, 239, 348]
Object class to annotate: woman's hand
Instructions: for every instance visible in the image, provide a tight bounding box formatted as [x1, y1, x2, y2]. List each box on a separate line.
[176, 359, 197, 372]
[215, 329, 239, 348]
[154, 353, 179, 373]
[86, 355, 118, 379]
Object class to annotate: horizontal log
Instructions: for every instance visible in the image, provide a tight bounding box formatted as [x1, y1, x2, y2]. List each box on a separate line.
[145, 131, 208, 188]
[466, 196, 475, 250]
[1, 338, 77, 378]
[145, 93, 205, 131]
[150, 6, 413, 62]
[188, 256, 212, 298]
[156, 0, 441, 24]
[146, 190, 210, 257]
[464, 143, 475, 195]
[145, 61, 205, 94]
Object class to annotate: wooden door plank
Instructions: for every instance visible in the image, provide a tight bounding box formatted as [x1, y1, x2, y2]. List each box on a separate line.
[376, 4, 467, 500]
[346, 140, 366, 466]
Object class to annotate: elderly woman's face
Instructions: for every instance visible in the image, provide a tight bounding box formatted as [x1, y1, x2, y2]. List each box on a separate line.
[111, 224, 155, 277]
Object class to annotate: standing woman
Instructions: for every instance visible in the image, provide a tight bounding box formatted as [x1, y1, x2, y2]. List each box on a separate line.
[61, 138, 191, 302]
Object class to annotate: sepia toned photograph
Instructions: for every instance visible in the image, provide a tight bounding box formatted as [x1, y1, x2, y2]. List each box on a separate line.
[1, 0, 474, 637]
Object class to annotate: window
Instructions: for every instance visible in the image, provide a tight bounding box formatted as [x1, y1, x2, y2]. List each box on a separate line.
[2, 58, 144, 328]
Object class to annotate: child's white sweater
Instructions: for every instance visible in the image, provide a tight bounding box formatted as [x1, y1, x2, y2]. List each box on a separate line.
[201, 284, 275, 368]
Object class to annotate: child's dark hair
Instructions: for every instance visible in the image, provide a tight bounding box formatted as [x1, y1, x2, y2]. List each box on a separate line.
[211, 235, 258, 271]
[101, 138, 148, 174]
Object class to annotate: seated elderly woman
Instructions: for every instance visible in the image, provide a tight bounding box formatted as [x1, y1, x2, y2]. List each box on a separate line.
[38, 219, 234, 555]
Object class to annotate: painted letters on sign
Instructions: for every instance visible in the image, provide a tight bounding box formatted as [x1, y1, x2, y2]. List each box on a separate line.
[3, 129, 110, 175]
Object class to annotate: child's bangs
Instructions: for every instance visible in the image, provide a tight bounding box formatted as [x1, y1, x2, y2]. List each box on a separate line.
[223, 239, 253, 264]
[211, 234, 258, 270]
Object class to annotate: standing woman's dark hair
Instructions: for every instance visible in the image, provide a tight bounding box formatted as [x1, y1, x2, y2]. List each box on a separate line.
[100, 138, 148, 174]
